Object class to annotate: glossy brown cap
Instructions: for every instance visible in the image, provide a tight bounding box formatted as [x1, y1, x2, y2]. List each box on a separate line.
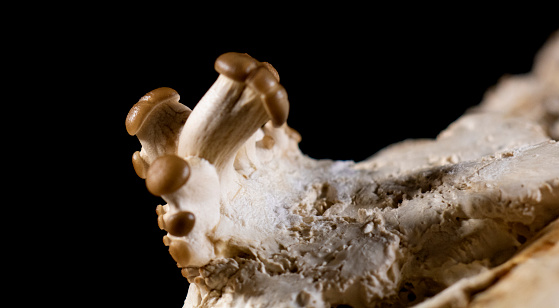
[169, 240, 190, 268]
[145, 154, 190, 196]
[214, 52, 259, 81]
[132, 151, 149, 179]
[126, 87, 179, 135]
[166, 211, 196, 237]
[246, 66, 279, 95]
[262, 62, 280, 82]
[246, 66, 289, 127]
[264, 86, 289, 127]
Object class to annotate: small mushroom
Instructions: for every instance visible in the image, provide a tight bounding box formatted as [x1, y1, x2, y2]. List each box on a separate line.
[215, 52, 289, 127]
[132, 151, 149, 179]
[165, 211, 196, 237]
[126, 87, 191, 177]
[169, 240, 191, 268]
[145, 154, 191, 197]
[126, 87, 181, 135]
[214, 52, 260, 82]
[177, 52, 290, 171]
[246, 66, 289, 127]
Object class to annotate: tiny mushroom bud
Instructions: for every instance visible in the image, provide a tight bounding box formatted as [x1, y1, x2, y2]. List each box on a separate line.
[132, 151, 149, 179]
[145, 154, 190, 196]
[169, 240, 191, 268]
[166, 211, 196, 237]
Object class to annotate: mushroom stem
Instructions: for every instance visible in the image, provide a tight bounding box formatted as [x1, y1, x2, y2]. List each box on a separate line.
[177, 75, 270, 172]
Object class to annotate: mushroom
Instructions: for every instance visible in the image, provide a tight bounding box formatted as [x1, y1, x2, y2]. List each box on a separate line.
[177, 52, 289, 172]
[145, 154, 191, 197]
[126, 87, 191, 178]
[215, 52, 288, 127]
[165, 211, 196, 237]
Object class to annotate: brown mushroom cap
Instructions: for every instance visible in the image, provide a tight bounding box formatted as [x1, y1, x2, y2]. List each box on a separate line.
[145, 154, 190, 196]
[261, 62, 280, 82]
[132, 151, 149, 179]
[166, 211, 196, 237]
[263, 86, 289, 127]
[214, 52, 259, 82]
[245, 66, 289, 127]
[246, 66, 279, 95]
[169, 240, 190, 268]
[126, 87, 179, 135]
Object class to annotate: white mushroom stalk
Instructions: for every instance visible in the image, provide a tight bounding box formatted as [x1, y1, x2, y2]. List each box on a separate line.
[126, 38, 559, 308]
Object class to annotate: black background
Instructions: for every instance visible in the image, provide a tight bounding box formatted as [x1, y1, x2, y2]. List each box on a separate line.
[28, 8, 558, 307]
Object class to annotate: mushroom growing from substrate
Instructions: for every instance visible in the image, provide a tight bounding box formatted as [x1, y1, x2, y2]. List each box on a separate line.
[126, 36, 559, 308]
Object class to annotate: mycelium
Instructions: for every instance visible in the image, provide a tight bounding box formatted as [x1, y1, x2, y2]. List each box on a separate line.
[126, 38, 559, 307]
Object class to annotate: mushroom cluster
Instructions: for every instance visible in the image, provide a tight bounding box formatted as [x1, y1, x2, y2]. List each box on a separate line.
[126, 37, 559, 307]
[126, 52, 298, 267]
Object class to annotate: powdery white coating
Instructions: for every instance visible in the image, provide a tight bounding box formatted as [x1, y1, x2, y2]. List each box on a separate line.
[127, 35, 559, 308]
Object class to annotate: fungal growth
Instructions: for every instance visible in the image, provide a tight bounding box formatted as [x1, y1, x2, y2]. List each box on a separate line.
[126, 39, 559, 307]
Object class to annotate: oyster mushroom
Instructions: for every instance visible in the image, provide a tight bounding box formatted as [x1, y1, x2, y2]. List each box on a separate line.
[126, 37, 559, 308]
